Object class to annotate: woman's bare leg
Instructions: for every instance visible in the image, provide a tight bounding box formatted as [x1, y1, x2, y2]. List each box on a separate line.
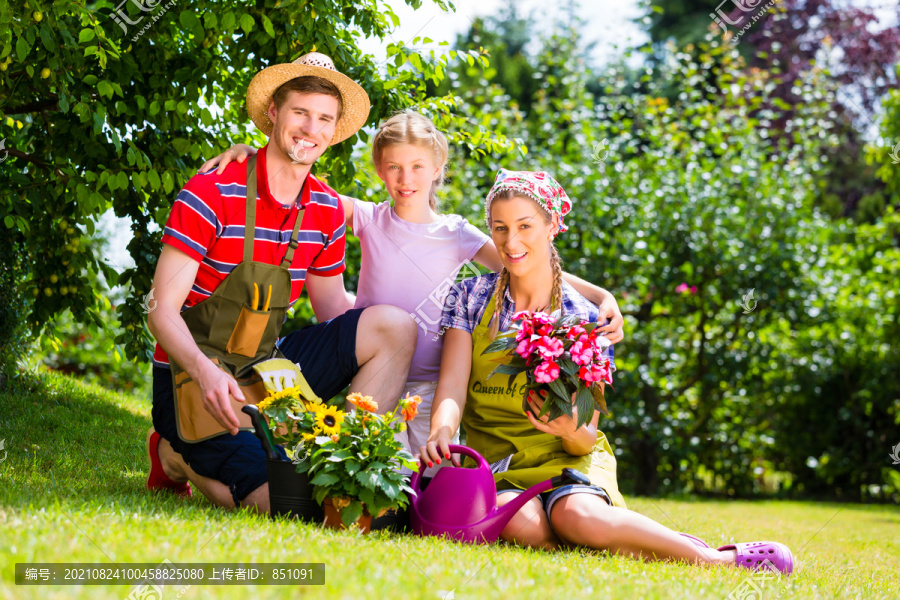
[549, 495, 736, 564]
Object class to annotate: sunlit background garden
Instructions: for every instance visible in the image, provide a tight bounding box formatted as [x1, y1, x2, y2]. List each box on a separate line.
[1, 0, 899, 598]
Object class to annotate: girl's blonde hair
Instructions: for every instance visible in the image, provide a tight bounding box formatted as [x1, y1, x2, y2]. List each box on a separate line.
[372, 110, 449, 211]
[487, 189, 564, 339]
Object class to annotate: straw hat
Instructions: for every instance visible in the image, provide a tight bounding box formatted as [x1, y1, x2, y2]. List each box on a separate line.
[246, 52, 370, 144]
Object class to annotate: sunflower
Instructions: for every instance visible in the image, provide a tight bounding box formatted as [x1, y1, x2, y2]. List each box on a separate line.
[314, 405, 345, 436]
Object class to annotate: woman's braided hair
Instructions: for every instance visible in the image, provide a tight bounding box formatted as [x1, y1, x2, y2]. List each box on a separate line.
[488, 190, 564, 339]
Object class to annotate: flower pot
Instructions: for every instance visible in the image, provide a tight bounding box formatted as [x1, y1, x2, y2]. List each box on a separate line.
[322, 497, 374, 533]
[267, 459, 324, 523]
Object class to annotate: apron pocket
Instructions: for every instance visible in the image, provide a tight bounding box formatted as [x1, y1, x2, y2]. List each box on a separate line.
[226, 304, 271, 358]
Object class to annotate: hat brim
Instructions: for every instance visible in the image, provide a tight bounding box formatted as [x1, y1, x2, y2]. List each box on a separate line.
[246, 63, 370, 144]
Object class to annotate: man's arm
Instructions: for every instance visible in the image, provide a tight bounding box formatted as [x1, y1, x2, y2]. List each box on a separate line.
[146, 245, 245, 435]
[304, 273, 356, 322]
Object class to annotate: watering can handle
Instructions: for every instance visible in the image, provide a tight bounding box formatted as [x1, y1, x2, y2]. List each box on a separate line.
[409, 444, 491, 493]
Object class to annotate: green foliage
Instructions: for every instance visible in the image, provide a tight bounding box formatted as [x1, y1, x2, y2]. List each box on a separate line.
[0, 234, 33, 381]
[36, 300, 151, 395]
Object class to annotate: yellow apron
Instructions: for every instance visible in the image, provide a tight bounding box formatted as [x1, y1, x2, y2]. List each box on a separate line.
[170, 155, 318, 443]
[462, 289, 626, 507]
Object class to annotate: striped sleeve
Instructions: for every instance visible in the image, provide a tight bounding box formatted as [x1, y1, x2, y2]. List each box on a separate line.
[308, 190, 346, 276]
[160, 178, 221, 262]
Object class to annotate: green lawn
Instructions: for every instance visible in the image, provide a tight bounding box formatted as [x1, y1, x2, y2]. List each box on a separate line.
[1, 371, 897, 600]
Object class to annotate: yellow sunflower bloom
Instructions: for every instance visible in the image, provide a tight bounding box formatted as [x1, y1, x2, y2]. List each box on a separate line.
[315, 405, 345, 436]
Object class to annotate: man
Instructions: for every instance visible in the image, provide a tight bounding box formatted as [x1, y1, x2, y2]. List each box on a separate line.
[145, 52, 416, 512]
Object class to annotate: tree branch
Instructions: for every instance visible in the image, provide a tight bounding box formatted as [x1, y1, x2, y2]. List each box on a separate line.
[3, 97, 59, 115]
[5, 148, 52, 169]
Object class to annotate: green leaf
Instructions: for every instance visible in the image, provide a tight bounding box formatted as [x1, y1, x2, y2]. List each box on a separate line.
[239, 14, 254, 34]
[15, 37, 30, 61]
[221, 12, 236, 30]
[40, 25, 54, 51]
[78, 29, 95, 43]
[147, 169, 161, 190]
[574, 385, 595, 429]
[590, 384, 608, 416]
[162, 171, 175, 194]
[355, 470, 379, 489]
[310, 472, 339, 486]
[261, 14, 275, 38]
[486, 363, 525, 379]
[341, 500, 363, 528]
[481, 335, 517, 355]
[547, 376, 570, 405]
[98, 80, 113, 99]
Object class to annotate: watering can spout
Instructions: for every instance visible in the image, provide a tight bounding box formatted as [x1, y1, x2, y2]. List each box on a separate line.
[491, 468, 591, 527]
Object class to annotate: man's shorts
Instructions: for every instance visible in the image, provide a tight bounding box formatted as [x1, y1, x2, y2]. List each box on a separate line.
[151, 308, 365, 506]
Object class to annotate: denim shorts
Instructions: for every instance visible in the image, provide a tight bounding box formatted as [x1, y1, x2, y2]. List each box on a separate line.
[497, 483, 612, 519]
[152, 308, 364, 505]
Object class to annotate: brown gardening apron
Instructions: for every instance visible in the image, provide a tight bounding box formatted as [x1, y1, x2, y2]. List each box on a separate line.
[170, 155, 319, 443]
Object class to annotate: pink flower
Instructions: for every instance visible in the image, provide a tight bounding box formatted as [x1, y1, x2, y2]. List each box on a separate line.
[535, 322, 553, 336]
[676, 283, 689, 294]
[534, 360, 561, 383]
[565, 325, 586, 340]
[516, 338, 535, 359]
[534, 336, 564, 360]
[512, 310, 532, 322]
[515, 318, 534, 342]
[579, 362, 611, 384]
[690, 285, 698, 294]
[570, 339, 594, 366]
[531, 312, 553, 326]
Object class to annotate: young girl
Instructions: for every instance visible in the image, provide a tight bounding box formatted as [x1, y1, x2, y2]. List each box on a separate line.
[200, 111, 625, 475]
[420, 169, 794, 574]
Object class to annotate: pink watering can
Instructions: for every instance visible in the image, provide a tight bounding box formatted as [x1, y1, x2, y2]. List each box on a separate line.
[409, 444, 590, 544]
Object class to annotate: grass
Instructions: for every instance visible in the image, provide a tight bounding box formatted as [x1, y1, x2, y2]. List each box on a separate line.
[0, 370, 898, 600]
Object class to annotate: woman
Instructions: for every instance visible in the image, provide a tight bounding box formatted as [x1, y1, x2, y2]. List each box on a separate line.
[420, 169, 793, 573]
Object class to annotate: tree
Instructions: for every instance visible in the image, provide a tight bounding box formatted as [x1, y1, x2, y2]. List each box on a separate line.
[645, 0, 900, 219]
[0, 0, 499, 364]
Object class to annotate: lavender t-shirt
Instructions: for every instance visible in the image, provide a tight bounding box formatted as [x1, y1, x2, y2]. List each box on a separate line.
[353, 200, 490, 381]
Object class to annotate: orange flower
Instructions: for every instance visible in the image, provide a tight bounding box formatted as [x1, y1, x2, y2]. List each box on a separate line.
[399, 393, 423, 422]
[347, 392, 378, 412]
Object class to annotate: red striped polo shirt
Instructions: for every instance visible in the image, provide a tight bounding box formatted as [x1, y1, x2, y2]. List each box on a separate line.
[152, 143, 346, 367]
